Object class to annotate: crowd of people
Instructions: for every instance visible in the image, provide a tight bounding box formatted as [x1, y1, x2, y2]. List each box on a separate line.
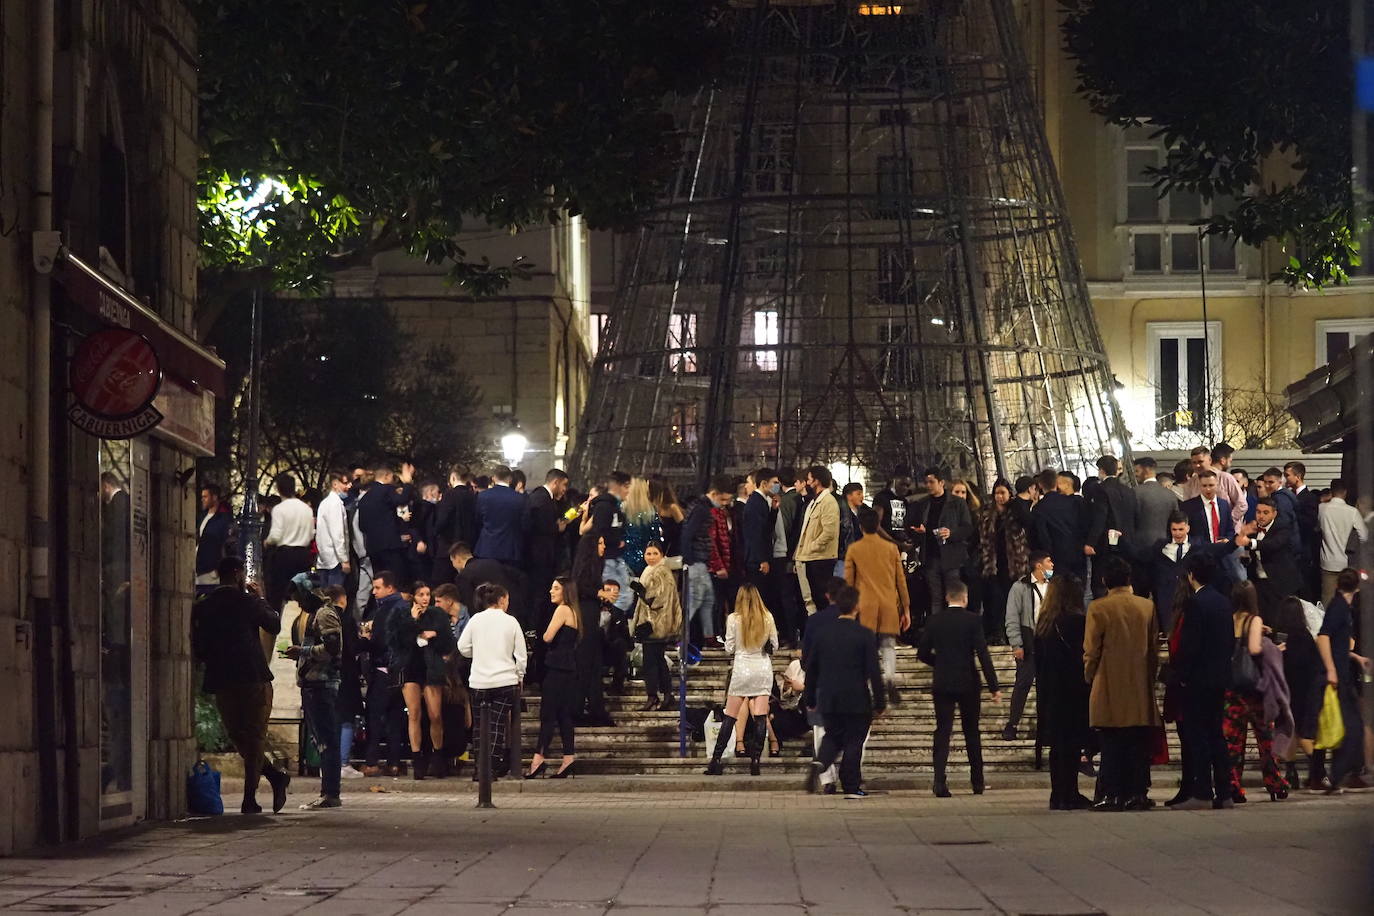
[189, 443, 1372, 811]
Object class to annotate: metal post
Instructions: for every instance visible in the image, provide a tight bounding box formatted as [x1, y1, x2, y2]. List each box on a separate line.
[509, 686, 522, 778]
[678, 568, 690, 758]
[238, 288, 265, 586]
[476, 696, 494, 808]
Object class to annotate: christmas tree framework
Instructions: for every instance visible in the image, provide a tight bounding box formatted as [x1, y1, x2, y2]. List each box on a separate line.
[573, 0, 1130, 492]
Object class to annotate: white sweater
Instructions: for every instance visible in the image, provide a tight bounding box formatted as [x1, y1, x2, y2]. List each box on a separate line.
[315, 490, 349, 568]
[457, 608, 527, 689]
[265, 497, 314, 548]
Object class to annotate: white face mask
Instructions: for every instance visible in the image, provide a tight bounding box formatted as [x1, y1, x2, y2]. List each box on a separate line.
[769, 482, 782, 495]
[1042, 569, 1054, 581]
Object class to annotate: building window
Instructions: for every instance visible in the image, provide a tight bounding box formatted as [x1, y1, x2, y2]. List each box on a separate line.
[1122, 126, 1239, 276]
[1315, 318, 1374, 368]
[752, 309, 780, 371]
[1146, 321, 1221, 434]
[666, 311, 699, 373]
[670, 403, 699, 449]
[589, 312, 611, 357]
[875, 154, 913, 219]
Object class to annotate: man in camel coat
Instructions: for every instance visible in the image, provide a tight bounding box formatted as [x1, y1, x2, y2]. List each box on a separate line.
[845, 506, 910, 706]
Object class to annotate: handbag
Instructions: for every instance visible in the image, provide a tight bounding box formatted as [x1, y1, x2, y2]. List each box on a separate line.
[186, 759, 223, 816]
[1315, 684, 1346, 750]
[1229, 614, 1260, 691]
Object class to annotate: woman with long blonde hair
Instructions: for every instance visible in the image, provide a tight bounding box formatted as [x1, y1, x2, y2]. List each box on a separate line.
[621, 477, 661, 575]
[704, 584, 778, 776]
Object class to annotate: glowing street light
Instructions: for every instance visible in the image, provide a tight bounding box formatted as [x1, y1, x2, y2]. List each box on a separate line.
[501, 423, 528, 466]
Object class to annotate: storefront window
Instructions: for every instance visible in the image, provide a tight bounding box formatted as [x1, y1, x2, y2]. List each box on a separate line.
[99, 442, 133, 816]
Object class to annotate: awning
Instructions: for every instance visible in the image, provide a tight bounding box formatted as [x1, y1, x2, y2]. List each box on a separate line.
[52, 248, 227, 398]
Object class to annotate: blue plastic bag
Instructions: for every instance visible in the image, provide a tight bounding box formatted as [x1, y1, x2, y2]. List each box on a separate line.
[187, 759, 223, 816]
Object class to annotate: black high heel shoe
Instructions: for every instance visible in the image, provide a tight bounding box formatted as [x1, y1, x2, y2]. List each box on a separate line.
[550, 761, 577, 779]
[523, 761, 547, 780]
[1268, 785, 1289, 801]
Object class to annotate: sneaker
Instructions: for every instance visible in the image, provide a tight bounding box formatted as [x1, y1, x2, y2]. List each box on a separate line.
[844, 789, 869, 799]
[340, 765, 365, 779]
[301, 796, 342, 810]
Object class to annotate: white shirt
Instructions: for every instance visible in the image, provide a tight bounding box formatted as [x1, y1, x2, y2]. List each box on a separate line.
[1031, 579, 1048, 622]
[456, 607, 527, 689]
[1162, 539, 1190, 562]
[264, 497, 314, 548]
[1201, 497, 1223, 542]
[315, 490, 349, 569]
[1184, 464, 1247, 529]
[1318, 496, 1368, 572]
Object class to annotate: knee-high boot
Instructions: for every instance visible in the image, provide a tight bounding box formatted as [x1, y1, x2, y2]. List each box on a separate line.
[704, 714, 735, 775]
[746, 716, 767, 775]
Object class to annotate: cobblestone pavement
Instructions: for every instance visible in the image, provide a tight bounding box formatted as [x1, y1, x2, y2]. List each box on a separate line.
[0, 787, 1369, 914]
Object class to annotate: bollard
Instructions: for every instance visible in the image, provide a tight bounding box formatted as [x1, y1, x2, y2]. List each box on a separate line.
[476, 696, 494, 809]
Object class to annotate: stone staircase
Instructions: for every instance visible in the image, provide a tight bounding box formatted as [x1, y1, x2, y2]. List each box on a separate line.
[519, 645, 1074, 776]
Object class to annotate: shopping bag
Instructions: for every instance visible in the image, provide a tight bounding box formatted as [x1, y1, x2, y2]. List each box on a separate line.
[1315, 685, 1346, 750]
[186, 759, 224, 816]
[702, 709, 736, 758]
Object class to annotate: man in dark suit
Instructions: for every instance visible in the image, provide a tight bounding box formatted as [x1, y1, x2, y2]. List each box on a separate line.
[1180, 470, 1234, 548]
[1133, 456, 1180, 597]
[196, 484, 235, 596]
[1170, 554, 1236, 809]
[908, 467, 976, 631]
[1148, 513, 1221, 631]
[525, 469, 570, 588]
[1032, 469, 1089, 579]
[430, 466, 478, 583]
[356, 462, 415, 589]
[803, 584, 884, 799]
[449, 542, 526, 628]
[918, 579, 1002, 797]
[475, 465, 528, 566]
[741, 468, 779, 629]
[1236, 498, 1303, 617]
[1285, 460, 1322, 599]
[1087, 456, 1138, 596]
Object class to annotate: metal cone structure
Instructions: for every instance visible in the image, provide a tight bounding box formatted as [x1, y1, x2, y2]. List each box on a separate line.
[573, 0, 1130, 492]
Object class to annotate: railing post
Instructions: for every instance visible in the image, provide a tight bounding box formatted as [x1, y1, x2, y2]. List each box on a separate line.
[679, 565, 691, 758]
[476, 695, 494, 809]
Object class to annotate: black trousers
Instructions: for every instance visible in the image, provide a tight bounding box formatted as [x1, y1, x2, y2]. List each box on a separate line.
[1048, 741, 1082, 803]
[642, 640, 671, 698]
[370, 547, 409, 590]
[981, 576, 1011, 644]
[1328, 681, 1366, 788]
[923, 567, 960, 629]
[1180, 686, 1229, 800]
[1098, 726, 1151, 799]
[933, 690, 984, 787]
[266, 545, 312, 612]
[364, 670, 405, 767]
[768, 561, 804, 643]
[816, 712, 871, 794]
[802, 559, 833, 616]
[537, 668, 577, 757]
[575, 606, 609, 718]
[1007, 628, 1036, 731]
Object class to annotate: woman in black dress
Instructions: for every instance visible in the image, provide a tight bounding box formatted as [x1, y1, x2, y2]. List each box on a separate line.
[387, 582, 455, 779]
[526, 577, 582, 778]
[1033, 573, 1092, 810]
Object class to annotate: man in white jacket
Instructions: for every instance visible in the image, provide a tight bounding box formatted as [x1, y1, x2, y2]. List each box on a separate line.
[458, 582, 527, 778]
[315, 471, 351, 590]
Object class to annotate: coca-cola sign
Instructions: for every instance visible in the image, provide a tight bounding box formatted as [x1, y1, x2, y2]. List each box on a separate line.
[67, 328, 164, 439]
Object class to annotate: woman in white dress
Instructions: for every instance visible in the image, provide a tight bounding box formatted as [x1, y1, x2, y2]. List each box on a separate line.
[703, 584, 777, 776]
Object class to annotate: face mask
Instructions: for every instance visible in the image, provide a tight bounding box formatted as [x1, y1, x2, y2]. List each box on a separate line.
[769, 482, 781, 495]
[1043, 569, 1054, 581]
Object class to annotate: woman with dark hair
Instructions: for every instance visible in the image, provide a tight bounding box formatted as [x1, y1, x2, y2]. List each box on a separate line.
[650, 477, 686, 563]
[387, 582, 456, 779]
[632, 540, 682, 711]
[571, 533, 612, 725]
[526, 577, 583, 779]
[1222, 582, 1289, 801]
[978, 478, 1029, 645]
[1033, 573, 1092, 809]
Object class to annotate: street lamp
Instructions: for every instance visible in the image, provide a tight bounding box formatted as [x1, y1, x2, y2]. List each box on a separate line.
[501, 422, 528, 467]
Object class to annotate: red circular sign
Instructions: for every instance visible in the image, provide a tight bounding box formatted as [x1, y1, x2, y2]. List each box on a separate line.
[69, 328, 162, 418]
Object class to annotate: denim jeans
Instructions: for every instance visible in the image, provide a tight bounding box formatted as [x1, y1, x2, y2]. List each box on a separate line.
[301, 682, 341, 799]
[318, 565, 345, 589]
[685, 562, 716, 638]
[339, 719, 355, 769]
[603, 557, 634, 611]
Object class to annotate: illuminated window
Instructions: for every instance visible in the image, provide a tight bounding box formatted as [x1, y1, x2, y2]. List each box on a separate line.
[666, 312, 699, 374]
[858, 4, 903, 14]
[753, 309, 779, 371]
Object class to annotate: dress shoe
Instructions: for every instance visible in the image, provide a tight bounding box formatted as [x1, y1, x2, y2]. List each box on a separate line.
[1000, 725, 1017, 741]
[1065, 793, 1094, 810]
[265, 768, 290, 813]
[361, 765, 383, 777]
[1091, 797, 1124, 812]
[972, 783, 986, 796]
[933, 781, 952, 798]
[1164, 789, 1192, 807]
[1078, 758, 1098, 778]
[1169, 797, 1213, 810]
[301, 796, 341, 810]
[240, 801, 263, 815]
[1123, 795, 1155, 811]
[703, 757, 723, 776]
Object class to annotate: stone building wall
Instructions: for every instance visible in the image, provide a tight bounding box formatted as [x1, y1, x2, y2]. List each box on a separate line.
[0, 0, 201, 854]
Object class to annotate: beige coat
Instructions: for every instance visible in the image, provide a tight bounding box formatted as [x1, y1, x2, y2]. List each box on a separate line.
[1083, 587, 1161, 728]
[844, 533, 909, 636]
[794, 491, 839, 562]
[633, 561, 682, 640]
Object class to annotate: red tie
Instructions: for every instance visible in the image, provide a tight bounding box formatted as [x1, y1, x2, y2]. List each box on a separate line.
[1209, 500, 1220, 542]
